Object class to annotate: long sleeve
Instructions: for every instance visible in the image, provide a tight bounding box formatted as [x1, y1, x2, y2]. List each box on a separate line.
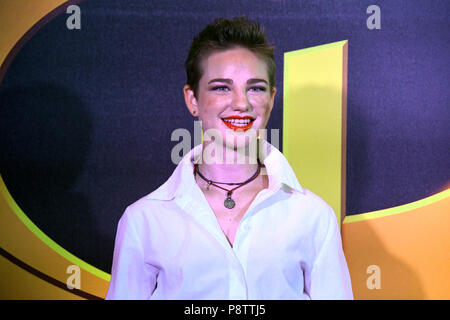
[105, 208, 158, 300]
[305, 208, 353, 300]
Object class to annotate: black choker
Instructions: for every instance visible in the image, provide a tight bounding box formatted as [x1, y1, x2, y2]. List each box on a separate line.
[194, 162, 262, 209]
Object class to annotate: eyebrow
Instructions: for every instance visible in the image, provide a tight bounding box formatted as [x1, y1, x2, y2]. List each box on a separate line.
[247, 78, 268, 85]
[207, 78, 268, 85]
[208, 78, 233, 84]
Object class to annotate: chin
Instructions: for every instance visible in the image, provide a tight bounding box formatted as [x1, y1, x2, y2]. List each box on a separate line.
[223, 128, 260, 163]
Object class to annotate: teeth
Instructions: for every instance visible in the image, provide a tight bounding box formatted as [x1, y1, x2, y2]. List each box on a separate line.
[223, 118, 252, 126]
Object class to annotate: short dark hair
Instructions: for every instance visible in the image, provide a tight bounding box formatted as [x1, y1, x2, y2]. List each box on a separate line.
[185, 16, 276, 97]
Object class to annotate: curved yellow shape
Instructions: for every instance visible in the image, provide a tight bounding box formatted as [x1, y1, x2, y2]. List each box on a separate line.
[342, 189, 450, 299]
[0, 175, 110, 282]
[0, 0, 109, 299]
[343, 188, 450, 224]
[0, 0, 63, 63]
[0, 174, 110, 299]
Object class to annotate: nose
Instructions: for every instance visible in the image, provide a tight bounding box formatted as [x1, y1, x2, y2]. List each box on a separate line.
[231, 89, 251, 112]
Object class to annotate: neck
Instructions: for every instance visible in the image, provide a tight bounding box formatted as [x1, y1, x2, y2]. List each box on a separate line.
[197, 141, 260, 183]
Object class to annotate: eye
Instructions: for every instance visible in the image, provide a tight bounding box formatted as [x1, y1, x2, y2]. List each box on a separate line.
[211, 85, 230, 92]
[249, 86, 267, 92]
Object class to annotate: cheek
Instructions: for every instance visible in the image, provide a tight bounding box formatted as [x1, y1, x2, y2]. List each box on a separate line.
[198, 95, 229, 117]
[249, 95, 272, 116]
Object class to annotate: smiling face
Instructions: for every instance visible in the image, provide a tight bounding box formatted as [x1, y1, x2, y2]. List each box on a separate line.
[184, 47, 276, 151]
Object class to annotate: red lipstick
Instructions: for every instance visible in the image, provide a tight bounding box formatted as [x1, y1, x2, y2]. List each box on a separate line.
[221, 116, 255, 132]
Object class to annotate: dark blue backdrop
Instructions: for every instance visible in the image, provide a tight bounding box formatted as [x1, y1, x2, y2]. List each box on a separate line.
[0, 0, 448, 273]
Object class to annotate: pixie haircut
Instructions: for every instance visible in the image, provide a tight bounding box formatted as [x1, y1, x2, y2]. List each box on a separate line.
[185, 16, 276, 98]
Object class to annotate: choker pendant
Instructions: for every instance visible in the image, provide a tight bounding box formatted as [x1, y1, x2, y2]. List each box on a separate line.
[193, 163, 261, 210]
[224, 191, 236, 209]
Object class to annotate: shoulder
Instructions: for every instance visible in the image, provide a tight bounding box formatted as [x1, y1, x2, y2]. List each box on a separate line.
[286, 187, 338, 235]
[286, 188, 342, 259]
[119, 193, 168, 227]
[291, 187, 335, 217]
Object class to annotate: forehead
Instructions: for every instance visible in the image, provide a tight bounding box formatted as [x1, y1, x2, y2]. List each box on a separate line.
[200, 47, 269, 81]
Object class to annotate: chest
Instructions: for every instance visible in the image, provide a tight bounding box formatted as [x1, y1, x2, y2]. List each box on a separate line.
[195, 173, 269, 247]
[211, 203, 246, 247]
[143, 193, 315, 287]
[146, 198, 311, 299]
[202, 188, 261, 247]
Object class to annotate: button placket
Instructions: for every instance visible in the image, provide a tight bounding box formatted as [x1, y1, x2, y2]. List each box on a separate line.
[185, 199, 248, 297]
[231, 220, 252, 298]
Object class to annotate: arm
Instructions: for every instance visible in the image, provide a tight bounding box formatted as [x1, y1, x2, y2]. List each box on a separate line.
[305, 208, 353, 300]
[105, 207, 158, 300]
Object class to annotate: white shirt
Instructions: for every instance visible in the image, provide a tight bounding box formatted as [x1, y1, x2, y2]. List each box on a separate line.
[106, 140, 353, 300]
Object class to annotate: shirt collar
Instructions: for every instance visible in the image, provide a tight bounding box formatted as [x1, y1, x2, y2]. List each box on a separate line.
[146, 139, 304, 201]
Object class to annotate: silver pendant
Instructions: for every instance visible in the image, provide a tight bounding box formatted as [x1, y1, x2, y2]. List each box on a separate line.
[224, 196, 235, 209]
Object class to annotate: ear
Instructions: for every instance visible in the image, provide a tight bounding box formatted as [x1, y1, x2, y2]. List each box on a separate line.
[269, 87, 277, 113]
[184, 85, 199, 117]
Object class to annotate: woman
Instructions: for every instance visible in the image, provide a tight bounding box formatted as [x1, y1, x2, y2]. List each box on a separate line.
[106, 16, 353, 300]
